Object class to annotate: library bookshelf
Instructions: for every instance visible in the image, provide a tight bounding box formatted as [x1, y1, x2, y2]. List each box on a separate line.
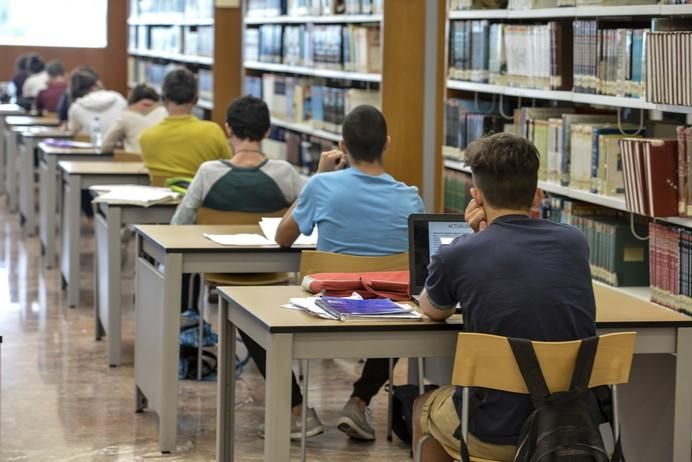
[442, 2, 692, 313]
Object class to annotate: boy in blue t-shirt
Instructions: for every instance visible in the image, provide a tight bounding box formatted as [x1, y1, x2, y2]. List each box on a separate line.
[245, 105, 424, 441]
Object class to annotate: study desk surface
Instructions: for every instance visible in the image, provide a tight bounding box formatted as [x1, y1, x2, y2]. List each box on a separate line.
[5, 115, 60, 126]
[58, 160, 147, 176]
[135, 224, 307, 253]
[219, 284, 692, 334]
[14, 126, 71, 138]
[0, 103, 24, 114]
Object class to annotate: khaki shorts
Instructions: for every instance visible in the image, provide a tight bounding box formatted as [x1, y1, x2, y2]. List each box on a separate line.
[419, 385, 516, 462]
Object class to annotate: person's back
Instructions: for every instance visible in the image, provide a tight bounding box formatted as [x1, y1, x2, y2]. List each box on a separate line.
[11, 54, 31, 100]
[415, 133, 597, 462]
[22, 54, 48, 99]
[171, 94, 305, 224]
[139, 68, 230, 178]
[67, 67, 127, 135]
[102, 84, 167, 153]
[36, 60, 68, 114]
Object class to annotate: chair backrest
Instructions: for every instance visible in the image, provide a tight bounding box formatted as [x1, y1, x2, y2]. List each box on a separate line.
[299, 250, 409, 280]
[113, 149, 142, 162]
[196, 207, 287, 225]
[451, 332, 636, 393]
[148, 170, 171, 187]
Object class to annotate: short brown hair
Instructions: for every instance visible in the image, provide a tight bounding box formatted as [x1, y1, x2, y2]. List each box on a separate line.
[465, 133, 539, 209]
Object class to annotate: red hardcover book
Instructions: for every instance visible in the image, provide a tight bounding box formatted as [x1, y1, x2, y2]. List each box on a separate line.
[643, 139, 679, 217]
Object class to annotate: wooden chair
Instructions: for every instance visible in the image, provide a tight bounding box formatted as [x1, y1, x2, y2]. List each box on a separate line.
[414, 332, 637, 462]
[194, 207, 290, 380]
[296, 250, 412, 456]
[148, 170, 171, 187]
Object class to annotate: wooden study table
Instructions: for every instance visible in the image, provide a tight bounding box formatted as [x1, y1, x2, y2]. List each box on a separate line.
[4, 116, 59, 213]
[17, 127, 72, 236]
[0, 104, 26, 197]
[57, 161, 149, 307]
[133, 225, 309, 452]
[216, 285, 692, 462]
[93, 200, 177, 367]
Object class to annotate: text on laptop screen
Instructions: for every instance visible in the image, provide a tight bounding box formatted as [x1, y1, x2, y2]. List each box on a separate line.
[412, 220, 472, 292]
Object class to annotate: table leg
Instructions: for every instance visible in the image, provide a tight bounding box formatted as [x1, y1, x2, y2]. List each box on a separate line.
[672, 327, 692, 462]
[264, 333, 294, 462]
[216, 298, 237, 462]
[19, 138, 37, 236]
[6, 129, 17, 212]
[0, 121, 6, 196]
[97, 205, 123, 366]
[134, 248, 182, 453]
[61, 173, 81, 307]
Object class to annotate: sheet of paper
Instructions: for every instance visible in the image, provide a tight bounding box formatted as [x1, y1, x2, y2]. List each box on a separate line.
[259, 217, 317, 247]
[90, 185, 179, 206]
[203, 233, 275, 246]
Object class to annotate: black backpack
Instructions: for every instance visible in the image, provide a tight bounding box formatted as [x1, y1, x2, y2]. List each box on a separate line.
[508, 336, 624, 462]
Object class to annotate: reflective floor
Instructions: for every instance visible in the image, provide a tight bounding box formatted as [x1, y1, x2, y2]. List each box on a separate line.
[0, 201, 412, 461]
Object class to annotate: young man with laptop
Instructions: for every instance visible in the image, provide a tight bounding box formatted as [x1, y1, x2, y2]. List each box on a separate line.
[412, 133, 597, 461]
[236, 105, 424, 441]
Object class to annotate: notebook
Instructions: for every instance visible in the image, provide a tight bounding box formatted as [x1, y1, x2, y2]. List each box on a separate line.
[408, 213, 473, 301]
[314, 296, 421, 321]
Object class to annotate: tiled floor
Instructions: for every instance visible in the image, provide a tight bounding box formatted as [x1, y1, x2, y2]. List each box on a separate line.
[0, 201, 413, 461]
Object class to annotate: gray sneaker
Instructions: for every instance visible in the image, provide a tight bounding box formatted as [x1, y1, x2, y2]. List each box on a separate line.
[258, 407, 324, 440]
[337, 399, 376, 441]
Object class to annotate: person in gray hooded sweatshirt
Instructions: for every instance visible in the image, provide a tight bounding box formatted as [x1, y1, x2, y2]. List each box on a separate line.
[67, 67, 127, 136]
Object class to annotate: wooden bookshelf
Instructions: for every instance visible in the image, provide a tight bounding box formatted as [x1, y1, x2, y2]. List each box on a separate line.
[270, 117, 341, 142]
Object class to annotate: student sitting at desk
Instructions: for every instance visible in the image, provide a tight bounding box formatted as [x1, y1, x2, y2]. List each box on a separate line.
[102, 84, 167, 154]
[21, 54, 48, 101]
[412, 133, 597, 462]
[36, 60, 68, 115]
[171, 95, 305, 224]
[67, 67, 127, 136]
[236, 105, 424, 441]
[139, 68, 231, 179]
[11, 54, 31, 101]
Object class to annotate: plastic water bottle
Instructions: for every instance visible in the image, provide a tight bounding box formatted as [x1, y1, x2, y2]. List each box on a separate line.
[90, 116, 102, 148]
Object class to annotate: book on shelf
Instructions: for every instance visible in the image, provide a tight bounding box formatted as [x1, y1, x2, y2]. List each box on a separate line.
[130, 0, 214, 19]
[545, 198, 649, 287]
[677, 127, 692, 216]
[650, 223, 692, 315]
[150, 26, 182, 54]
[444, 168, 473, 213]
[247, 0, 383, 17]
[198, 68, 213, 101]
[646, 29, 692, 106]
[247, 23, 381, 73]
[443, 97, 506, 161]
[619, 137, 679, 218]
[183, 26, 214, 57]
[573, 20, 649, 98]
[449, 20, 571, 91]
[557, 113, 614, 187]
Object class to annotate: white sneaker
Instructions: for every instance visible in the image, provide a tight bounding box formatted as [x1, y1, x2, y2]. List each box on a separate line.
[258, 407, 324, 440]
[337, 399, 376, 441]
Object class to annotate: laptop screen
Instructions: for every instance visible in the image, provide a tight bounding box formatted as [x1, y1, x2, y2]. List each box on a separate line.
[408, 214, 473, 295]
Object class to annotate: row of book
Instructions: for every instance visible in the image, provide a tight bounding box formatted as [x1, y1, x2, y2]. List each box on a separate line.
[650, 223, 692, 314]
[247, 0, 383, 17]
[246, 74, 380, 133]
[263, 126, 336, 173]
[545, 198, 649, 287]
[453, 0, 656, 9]
[646, 32, 692, 107]
[128, 59, 213, 102]
[448, 20, 571, 90]
[129, 25, 213, 58]
[443, 168, 473, 213]
[573, 20, 648, 98]
[246, 23, 381, 73]
[443, 98, 506, 159]
[129, 0, 213, 19]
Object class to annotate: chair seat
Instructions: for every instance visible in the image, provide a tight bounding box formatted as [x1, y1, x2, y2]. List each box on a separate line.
[203, 272, 291, 286]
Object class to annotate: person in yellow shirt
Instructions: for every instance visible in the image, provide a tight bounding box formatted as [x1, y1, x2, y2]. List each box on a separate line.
[139, 68, 231, 179]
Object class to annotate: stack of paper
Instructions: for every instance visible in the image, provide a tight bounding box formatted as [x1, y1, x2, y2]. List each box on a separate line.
[91, 185, 180, 207]
[259, 217, 317, 247]
[282, 295, 422, 322]
[203, 233, 274, 246]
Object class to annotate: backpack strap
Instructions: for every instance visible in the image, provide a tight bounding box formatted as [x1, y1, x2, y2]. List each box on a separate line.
[570, 336, 599, 391]
[508, 338, 551, 408]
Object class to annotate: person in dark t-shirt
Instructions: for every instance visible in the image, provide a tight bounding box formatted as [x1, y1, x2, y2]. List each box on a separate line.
[412, 133, 597, 462]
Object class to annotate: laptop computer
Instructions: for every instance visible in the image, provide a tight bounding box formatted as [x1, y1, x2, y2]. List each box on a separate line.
[408, 213, 473, 303]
